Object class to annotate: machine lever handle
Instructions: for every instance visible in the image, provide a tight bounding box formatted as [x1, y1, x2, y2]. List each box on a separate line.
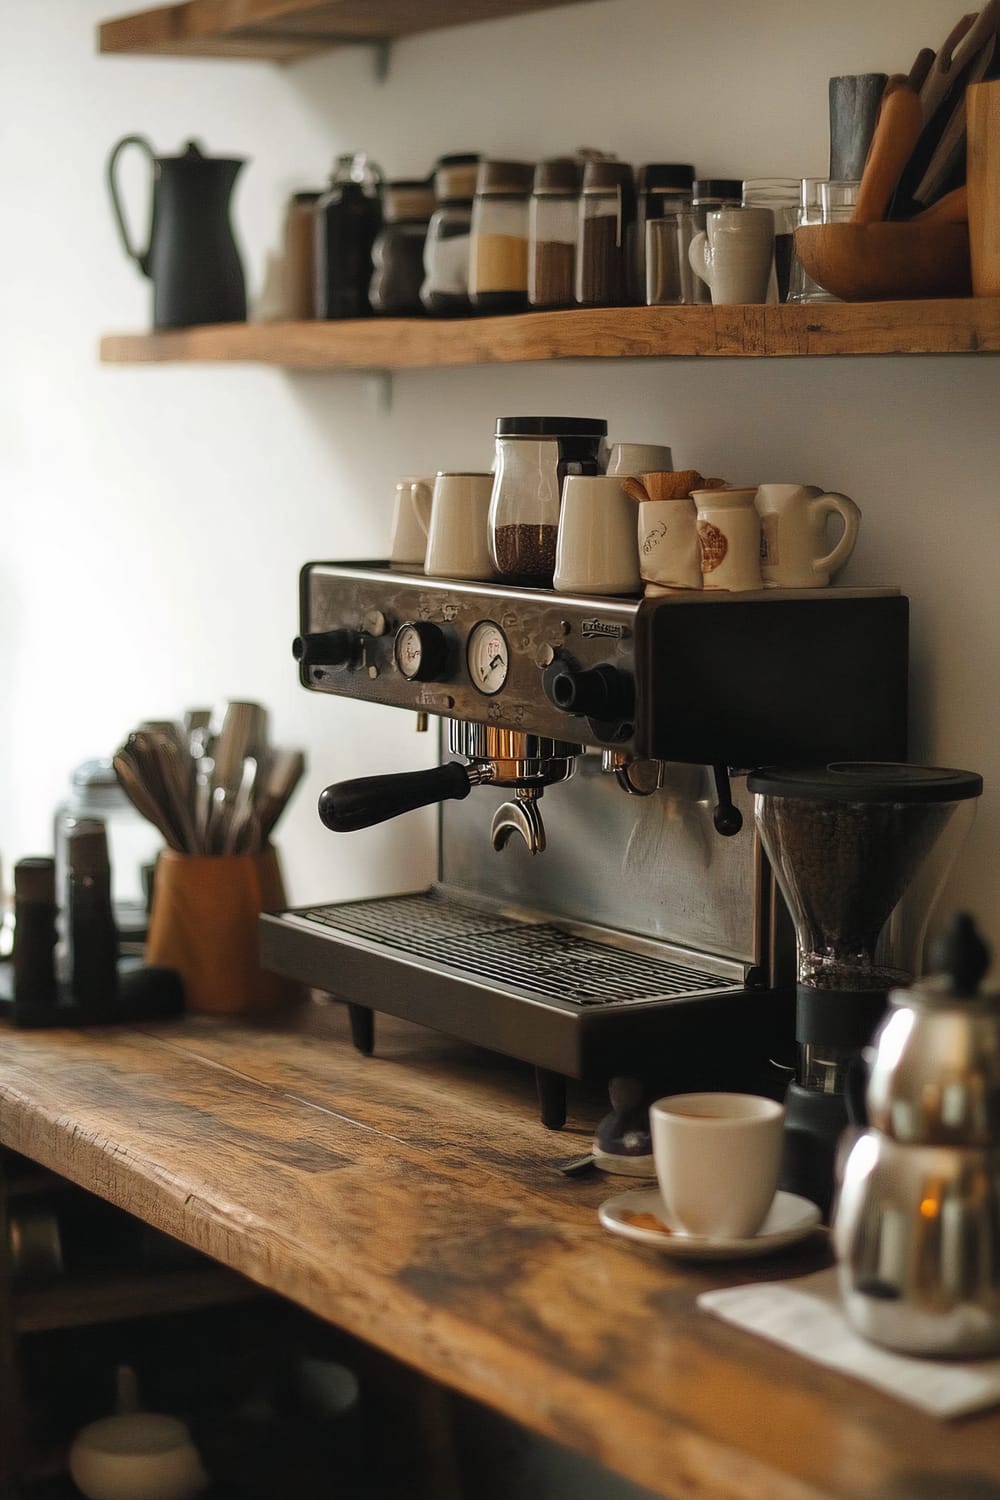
[318, 762, 474, 833]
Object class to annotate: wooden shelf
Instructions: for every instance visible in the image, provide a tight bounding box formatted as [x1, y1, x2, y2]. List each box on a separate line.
[99, 0, 590, 61]
[99, 300, 1000, 368]
[13, 1264, 260, 1334]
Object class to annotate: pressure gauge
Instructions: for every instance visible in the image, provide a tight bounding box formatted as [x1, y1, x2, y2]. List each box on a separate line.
[467, 620, 509, 696]
[393, 622, 447, 682]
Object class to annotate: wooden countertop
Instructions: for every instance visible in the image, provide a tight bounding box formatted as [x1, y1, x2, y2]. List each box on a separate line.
[2, 1001, 1000, 1500]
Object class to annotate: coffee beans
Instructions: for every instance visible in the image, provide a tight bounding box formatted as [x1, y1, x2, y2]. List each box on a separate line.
[494, 523, 558, 585]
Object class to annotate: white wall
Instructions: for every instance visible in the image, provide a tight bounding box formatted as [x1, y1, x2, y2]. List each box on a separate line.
[2, 0, 998, 951]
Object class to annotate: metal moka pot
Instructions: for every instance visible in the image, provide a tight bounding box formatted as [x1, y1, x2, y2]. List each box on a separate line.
[833, 915, 1000, 1356]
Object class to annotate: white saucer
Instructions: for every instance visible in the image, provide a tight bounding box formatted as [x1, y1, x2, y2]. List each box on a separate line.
[598, 1187, 823, 1260]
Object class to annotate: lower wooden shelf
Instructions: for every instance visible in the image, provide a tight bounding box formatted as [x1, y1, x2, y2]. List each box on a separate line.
[13, 1265, 260, 1334]
[99, 299, 1000, 368]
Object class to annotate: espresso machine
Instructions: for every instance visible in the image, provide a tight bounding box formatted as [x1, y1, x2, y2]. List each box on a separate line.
[260, 563, 908, 1127]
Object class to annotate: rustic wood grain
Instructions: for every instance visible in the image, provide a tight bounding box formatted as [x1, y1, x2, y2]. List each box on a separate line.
[98, 0, 593, 60]
[2, 1005, 1000, 1500]
[99, 300, 1000, 367]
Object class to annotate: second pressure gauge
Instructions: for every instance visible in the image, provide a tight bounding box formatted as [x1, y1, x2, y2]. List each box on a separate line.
[467, 620, 509, 696]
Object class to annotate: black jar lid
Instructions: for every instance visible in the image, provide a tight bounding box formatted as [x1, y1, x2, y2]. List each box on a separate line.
[533, 157, 584, 195]
[692, 177, 743, 201]
[495, 416, 608, 437]
[747, 762, 984, 804]
[638, 163, 695, 193]
[581, 160, 634, 193]
[476, 159, 534, 195]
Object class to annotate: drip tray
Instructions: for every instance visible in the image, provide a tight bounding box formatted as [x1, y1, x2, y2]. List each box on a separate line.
[261, 889, 755, 1081]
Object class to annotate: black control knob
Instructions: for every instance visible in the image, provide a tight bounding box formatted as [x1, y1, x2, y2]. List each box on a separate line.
[542, 660, 634, 722]
[393, 622, 449, 682]
[292, 630, 356, 668]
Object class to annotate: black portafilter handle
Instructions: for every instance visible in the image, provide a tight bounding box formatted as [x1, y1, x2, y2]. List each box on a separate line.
[319, 762, 475, 833]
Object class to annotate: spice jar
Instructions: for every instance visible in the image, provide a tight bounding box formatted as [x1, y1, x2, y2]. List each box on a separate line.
[420, 153, 480, 316]
[742, 178, 800, 303]
[315, 151, 383, 319]
[283, 190, 320, 320]
[370, 179, 436, 316]
[488, 416, 607, 587]
[528, 158, 582, 310]
[635, 163, 694, 303]
[689, 179, 743, 304]
[469, 160, 533, 313]
[576, 161, 637, 307]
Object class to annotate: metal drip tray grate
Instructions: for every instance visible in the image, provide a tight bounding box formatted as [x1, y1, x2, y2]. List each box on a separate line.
[298, 892, 732, 1007]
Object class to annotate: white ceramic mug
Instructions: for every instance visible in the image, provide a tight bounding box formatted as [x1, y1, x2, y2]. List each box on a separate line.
[692, 488, 762, 591]
[637, 497, 701, 591]
[553, 475, 641, 595]
[424, 472, 495, 580]
[755, 483, 861, 588]
[688, 207, 774, 305]
[389, 477, 433, 567]
[605, 442, 674, 477]
[650, 1092, 785, 1240]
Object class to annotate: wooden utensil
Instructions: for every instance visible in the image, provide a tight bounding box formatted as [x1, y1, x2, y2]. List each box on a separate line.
[911, 185, 968, 222]
[968, 78, 1000, 293]
[853, 79, 925, 223]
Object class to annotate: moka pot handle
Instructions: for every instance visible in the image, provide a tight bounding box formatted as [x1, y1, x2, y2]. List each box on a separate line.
[107, 134, 156, 277]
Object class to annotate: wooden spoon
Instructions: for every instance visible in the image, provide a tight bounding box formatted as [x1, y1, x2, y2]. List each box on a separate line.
[853, 78, 925, 223]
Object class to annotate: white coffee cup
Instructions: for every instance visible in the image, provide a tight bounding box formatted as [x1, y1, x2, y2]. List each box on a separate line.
[692, 488, 762, 591]
[688, 207, 775, 305]
[553, 475, 641, 595]
[424, 472, 495, 580]
[389, 477, 433, 567]
[650, 1092, 785, 1240]
[755, 483, 862, 588]
[605, 442, 674, 477]
[637, 497, 701, 590]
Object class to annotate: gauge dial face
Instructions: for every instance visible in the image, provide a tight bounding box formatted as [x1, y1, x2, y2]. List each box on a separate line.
[467, 620, 509, 696]
[394, 624, 425, 681]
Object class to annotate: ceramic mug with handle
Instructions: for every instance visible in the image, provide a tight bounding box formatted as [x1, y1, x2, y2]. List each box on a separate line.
[424, 472, 495, 580]
[554, 475, 641, 595]
[389, 477, 434, 567]
[692, 488, 762, 591]
[755, 483, 861, 587]
[688, 207, 774, 304]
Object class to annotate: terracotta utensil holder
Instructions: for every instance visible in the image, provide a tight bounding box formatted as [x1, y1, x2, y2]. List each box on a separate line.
[146, 847, 300, 1014]
[968, 80, 1000, 296]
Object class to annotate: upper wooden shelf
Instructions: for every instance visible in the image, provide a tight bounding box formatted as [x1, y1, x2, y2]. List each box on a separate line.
[100, 299, 1000, 367]
[99, 0, 590, 61]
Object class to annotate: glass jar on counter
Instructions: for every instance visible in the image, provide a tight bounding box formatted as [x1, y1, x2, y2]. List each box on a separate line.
[635, 163, 694, 303]
[420, 153, 480, 316]
[742, 178, 800, 303]
[576, 161, 637, 307]
[689, 179, 743, 304]
[315, 151, 383, 320]
[528, 158, 583, 310]
[488, 416, 607, 587]
[54, 759, 163, 942]
[469, 160, 534, 313]
[369, 179, 436, 316]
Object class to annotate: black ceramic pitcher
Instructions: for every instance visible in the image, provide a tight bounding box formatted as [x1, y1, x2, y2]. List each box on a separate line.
[107, 136, 247, 329]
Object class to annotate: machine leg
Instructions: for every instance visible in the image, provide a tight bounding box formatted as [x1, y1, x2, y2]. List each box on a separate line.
[348, 1004, 375, 1055]
[535, 1067, 567, 1129]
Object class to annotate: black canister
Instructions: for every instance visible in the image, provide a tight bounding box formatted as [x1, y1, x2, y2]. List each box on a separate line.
[370, 180, 436, 316]
[315, 152, 383, 320]
[12, 858, 59, 1023]
[68, 820, 119, 1019]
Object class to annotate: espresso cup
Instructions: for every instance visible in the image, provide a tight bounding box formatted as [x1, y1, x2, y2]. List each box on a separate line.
[605, 442, 674, 477]
[424, 472, 494, 580]
[692, 487, 762, 591]
[688, 207, 775, 305]
[553, 475, 641, 595]
[389, 477, 433, 567]
[755, 483, 861, 588]
[637, 497, 701, 591]
[650, 1092, 785, 1240]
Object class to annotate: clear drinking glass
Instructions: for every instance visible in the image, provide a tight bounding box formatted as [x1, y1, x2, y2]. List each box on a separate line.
[819, 179, 861, 222]
[645, 211, 700, 305]
[786, 177, 826, 304]
[741, 178, 799, 302]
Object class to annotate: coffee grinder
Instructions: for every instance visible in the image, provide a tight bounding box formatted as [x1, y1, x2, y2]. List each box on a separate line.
[749, 762, 983, 1215]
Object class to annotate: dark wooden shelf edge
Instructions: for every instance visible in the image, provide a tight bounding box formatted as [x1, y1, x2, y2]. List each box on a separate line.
[13, 1264, 261, 1334]
[99, 300, 1000, 367]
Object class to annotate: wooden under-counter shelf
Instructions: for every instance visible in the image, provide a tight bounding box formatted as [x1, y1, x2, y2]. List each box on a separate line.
[99, 299, 1000, 368]
[3, 1003, 1000, 1500]
[98, 0, 591, 62]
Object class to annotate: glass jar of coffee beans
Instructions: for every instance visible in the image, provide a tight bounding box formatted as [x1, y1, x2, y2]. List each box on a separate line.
[488, 416, 607, 587]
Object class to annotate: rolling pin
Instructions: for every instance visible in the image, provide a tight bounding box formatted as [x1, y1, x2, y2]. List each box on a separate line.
[853, 78, 926, 222]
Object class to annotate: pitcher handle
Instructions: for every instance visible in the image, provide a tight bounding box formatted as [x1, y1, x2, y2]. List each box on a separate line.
[809, 491, 861, 580]
[409, 479, 433, 539]
[107, 134, 156, 277]
[687, 230, 712, 289]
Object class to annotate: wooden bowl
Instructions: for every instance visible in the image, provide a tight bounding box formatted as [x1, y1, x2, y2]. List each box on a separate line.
[793, 222, 971, 301]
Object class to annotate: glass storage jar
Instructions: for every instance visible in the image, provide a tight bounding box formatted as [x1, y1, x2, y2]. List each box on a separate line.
[528, 157, 582, 310]
[370, 179, 436, 316]
[689, 179, 742, 304]
[283, 190, 320, 320]
[742, 177, 800, 303]
[314, 151, 383, 320]
[469, 159, 534, 313]
[488, 416, 607, 587]
[576, 161, 637, 307]
[420, 153, 480, 316]
[635, 163, 694, 304]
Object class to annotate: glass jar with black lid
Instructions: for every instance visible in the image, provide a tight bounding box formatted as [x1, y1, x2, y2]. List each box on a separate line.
[635, 163, 695, 300]
[528, 157, 583, 310]
[488, 416, 607, 586]
[469, 159, 534, 313]
[576, 161, 637, 307]
[420, 153, 480, 316]
[370, 179, 436, 316]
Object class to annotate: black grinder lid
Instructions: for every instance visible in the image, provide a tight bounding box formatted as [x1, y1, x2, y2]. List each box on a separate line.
[747, 762, 983, 804]
[495, 416, 607, 437]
